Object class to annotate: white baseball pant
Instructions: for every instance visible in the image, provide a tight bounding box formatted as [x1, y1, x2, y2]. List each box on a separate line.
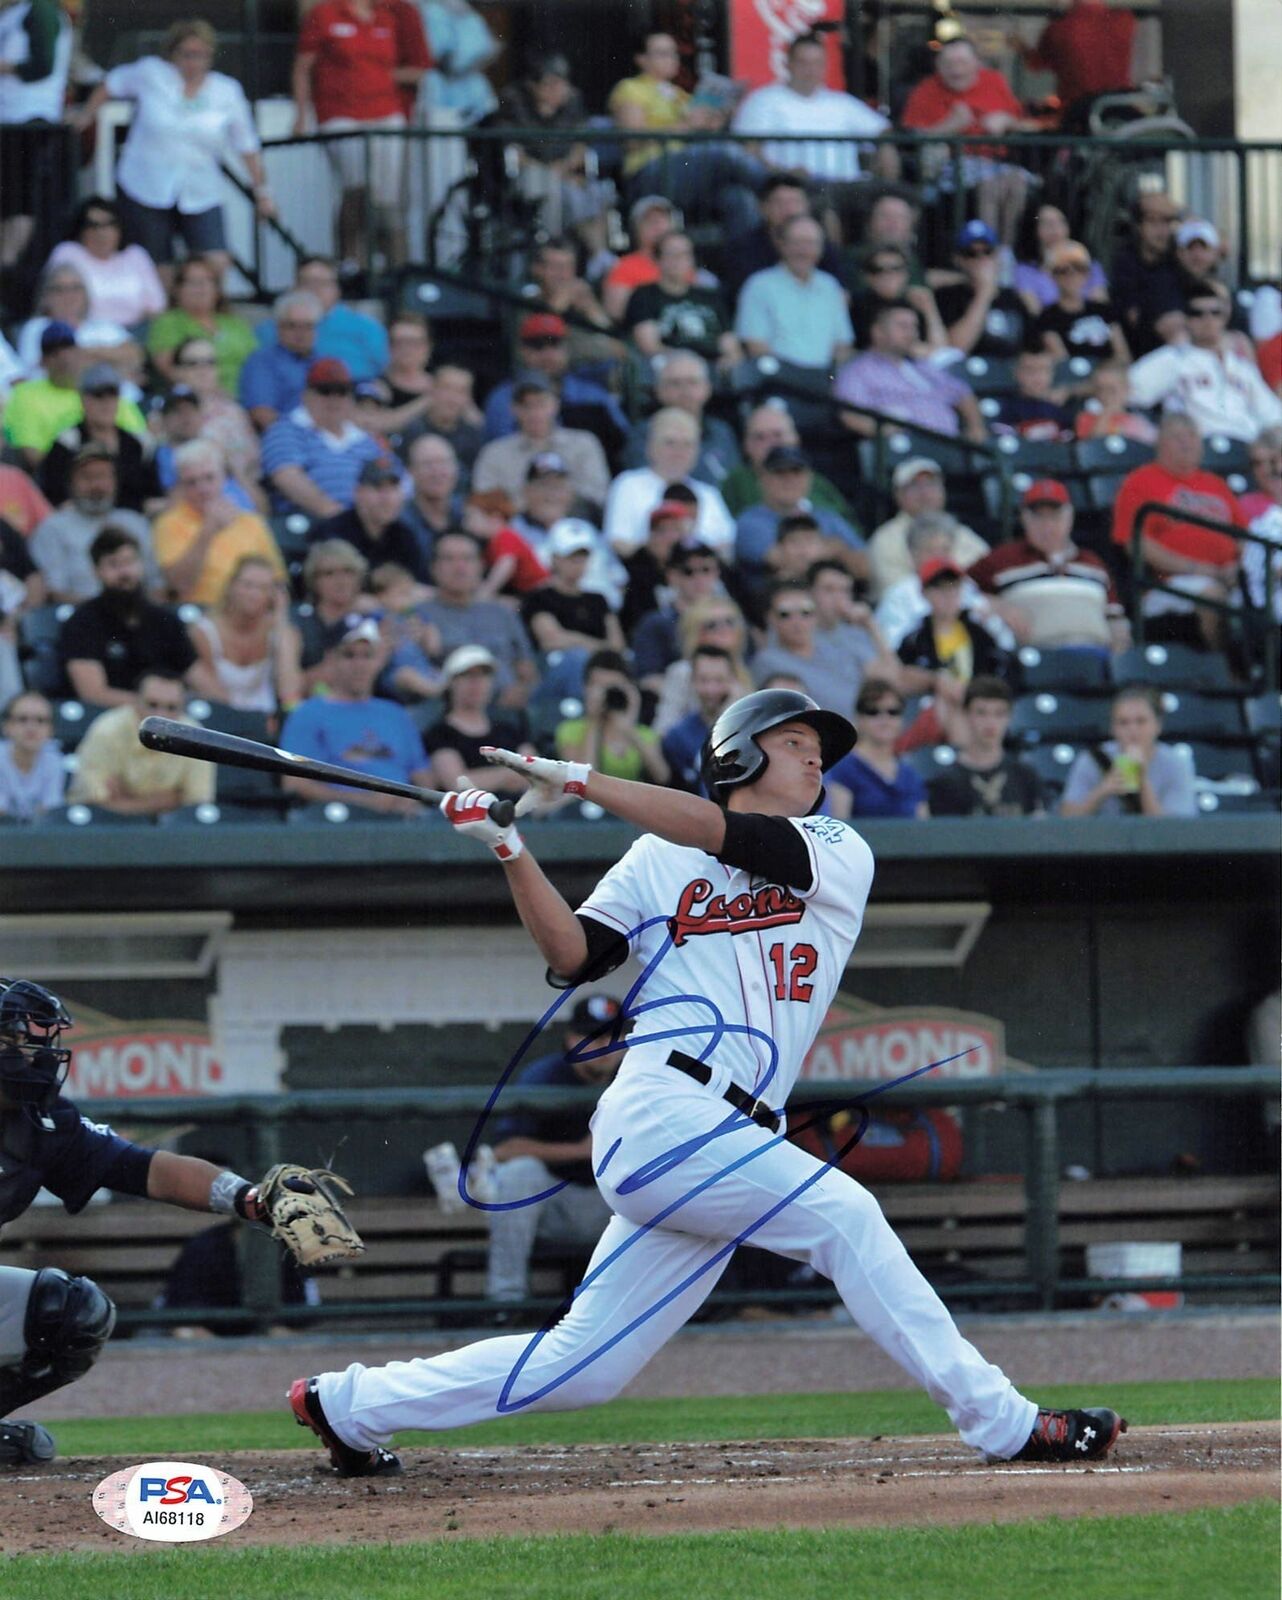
[317, 1058, 1038, 1459]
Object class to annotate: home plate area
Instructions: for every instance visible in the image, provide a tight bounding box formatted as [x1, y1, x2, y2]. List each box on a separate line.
[5, 1423, 1277, 1552]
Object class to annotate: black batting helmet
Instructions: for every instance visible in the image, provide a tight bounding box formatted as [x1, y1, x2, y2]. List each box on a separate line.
[0, 978, 73, 1117]
[700, 689, 855, 805]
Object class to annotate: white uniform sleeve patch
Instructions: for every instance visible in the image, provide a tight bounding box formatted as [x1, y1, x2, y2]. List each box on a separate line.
[791, 816, 875, 915]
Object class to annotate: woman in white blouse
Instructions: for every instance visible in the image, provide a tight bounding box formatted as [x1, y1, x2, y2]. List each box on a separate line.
[75, 20, 275, 285]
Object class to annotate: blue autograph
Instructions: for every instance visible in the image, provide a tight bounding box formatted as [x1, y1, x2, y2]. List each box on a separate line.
[454, 913, 972, 1415]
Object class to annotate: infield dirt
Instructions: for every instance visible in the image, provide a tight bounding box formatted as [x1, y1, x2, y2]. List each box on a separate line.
[3, 1422, 1277, 1554]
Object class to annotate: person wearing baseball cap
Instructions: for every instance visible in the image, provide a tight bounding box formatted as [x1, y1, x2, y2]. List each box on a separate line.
[601, 194, 680, 322]
[968, 479, 1128, 653]
[473, 374, 610, 516]
[866, 458, 990, 601]
[38, 363, 161, 514]
[521, 516, 624, 678]
[423, 642, 536, 796]
[304, 455, 424, 582]
[277, 611, 433, 816]
[3, 328, 147, 467]
[482, 316, 628, 453]
[936, 217, 1032, 359]
[259, 354, 386, 520]
[1128, 286, 1282, 443]
[479, 992, 628, 1304]
[734, 443, 866, 607]
[895, 543, 1011, 747]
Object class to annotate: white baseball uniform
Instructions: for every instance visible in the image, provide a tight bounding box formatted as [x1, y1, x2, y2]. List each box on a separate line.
[315, 813, 1037, 1458]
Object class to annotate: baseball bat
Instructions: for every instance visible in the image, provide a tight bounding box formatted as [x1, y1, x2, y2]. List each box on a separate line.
[137, 716, 518, 826]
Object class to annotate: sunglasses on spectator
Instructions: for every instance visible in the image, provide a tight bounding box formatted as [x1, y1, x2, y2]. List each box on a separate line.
[677, 562, 718, 577]
[1187, 304, 1226, 318]
[278, 318, 319, 330]
[962, 246, 994, 259]
[1052, 263, 1088, 276]
[312, 383, 352, 397]
[773, 604, 815, 620]
[867, 260, 906, 275]
[178, 354, 216, 366]
[84, 386, 119, 399]
[861, 704, 904, 717]
[700, 615, 737, 629]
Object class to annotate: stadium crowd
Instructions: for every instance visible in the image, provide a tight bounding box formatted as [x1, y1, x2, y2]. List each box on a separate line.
[1, 9, 1279, 826]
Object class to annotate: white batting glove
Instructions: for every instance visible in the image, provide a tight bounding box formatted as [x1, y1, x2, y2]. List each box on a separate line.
[439, 784, 523, 861]
[482, 746, 592, 818]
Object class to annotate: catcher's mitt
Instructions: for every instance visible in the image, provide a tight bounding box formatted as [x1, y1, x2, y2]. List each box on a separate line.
[254, 1164, 364, 1266]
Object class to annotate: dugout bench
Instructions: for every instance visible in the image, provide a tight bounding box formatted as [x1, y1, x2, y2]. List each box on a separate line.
[1, 1175, 1275, 1332]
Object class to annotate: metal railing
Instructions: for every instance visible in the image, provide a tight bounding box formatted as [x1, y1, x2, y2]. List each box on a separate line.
[239, 125, 1282, 295]
[1131, 501, 1281, 690]
[72, 1066, 1278, 1332]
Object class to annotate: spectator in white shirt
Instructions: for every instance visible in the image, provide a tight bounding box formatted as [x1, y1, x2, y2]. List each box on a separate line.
[603, 407, 734, 558]
[73, 21, 274, 286]
[875, 511, 1014, 650]
[1128, 289, 1282, 443]
[732, 31, 898, 243]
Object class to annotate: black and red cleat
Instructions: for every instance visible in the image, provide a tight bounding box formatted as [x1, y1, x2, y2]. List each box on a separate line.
[1012, 1407, 1127, 1463]
[288, 1376, 401, 1478]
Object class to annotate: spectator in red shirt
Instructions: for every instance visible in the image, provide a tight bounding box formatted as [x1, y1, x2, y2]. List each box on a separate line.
[292, 0, 431, 274]
[899, 37, 1033, 247]
[1111, 414, 1243, 650]
[1011, 0, 1135, 132]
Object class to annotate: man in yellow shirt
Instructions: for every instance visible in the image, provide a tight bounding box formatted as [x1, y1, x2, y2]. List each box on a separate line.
[68, 671, 214, 816]
[152, 438, 286, 606]
[608, 31, 765, 240]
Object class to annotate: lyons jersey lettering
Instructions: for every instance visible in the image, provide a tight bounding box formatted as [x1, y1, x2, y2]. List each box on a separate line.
[578, 817, 876, 1106]
[668, 879, 806, 947]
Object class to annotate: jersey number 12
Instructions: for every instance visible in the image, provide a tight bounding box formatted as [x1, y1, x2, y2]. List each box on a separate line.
[768, 941, 817, 1003]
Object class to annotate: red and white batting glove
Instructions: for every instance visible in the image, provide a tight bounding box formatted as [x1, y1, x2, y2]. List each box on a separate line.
[482, 746, 592, 818]
[440, 784, 523, 861]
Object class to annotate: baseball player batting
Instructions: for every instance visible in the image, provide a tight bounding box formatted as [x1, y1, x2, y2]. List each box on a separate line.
[0, 979, 364, 1467]
[290, 690, 1126, 1475]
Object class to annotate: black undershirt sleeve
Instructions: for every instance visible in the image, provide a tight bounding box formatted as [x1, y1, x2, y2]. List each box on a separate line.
[546, 913, 632, 990]
[715, 812, 814, 891]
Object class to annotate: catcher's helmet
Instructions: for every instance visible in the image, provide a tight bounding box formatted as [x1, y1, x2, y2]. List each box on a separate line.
[700, 689, 855, 805]
[0, 977, 73, 1118]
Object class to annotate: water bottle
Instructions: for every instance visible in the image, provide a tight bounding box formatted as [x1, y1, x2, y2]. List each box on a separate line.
[468, 1144, 498, 1204]
[423, 1141, 465, 1213]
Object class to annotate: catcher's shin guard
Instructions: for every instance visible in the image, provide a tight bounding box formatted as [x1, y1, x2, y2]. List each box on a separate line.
[0, 1267, 115, 1415]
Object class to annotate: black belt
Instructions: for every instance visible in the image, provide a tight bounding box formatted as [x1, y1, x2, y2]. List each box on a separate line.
[666, 1050, 781, 1134]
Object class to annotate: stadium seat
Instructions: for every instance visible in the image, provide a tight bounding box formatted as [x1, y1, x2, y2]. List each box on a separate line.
[906, 744, 960, 784]
[285, 801, 414, 824]
[1170, 739, 1261, 782]
[32, 804, 152, 827]
[1112, 643, 1236, 692]
[1201, 434, 1252, 481]
[1084, 469, 1129, 513]
[1009, 692, 1112, 745]
[157, 802, 277, 826]
[961, 355, 1017, 397]
[1196, 789, 1280, 814]
[992, 435, 1076, 478]
[1015, 647, 1112, 692]
[1073, 434, 1155, 476]
[185, 704, 279, 806]
[51, 700, 103, 753]
[1156, 691, 1247, 740]
[17, 603, 74, 697]
[1019, 740, 1082, 799]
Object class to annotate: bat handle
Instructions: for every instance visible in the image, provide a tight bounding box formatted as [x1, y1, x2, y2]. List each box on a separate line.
[489, 798, 517, 829]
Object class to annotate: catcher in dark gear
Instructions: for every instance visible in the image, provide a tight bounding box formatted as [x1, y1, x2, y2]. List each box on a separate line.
[0, 977, 364, 1467]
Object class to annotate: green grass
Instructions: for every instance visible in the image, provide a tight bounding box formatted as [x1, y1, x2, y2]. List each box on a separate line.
[49, 1376, 1279, 1459]
[7, 1505, 1278, 1600]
